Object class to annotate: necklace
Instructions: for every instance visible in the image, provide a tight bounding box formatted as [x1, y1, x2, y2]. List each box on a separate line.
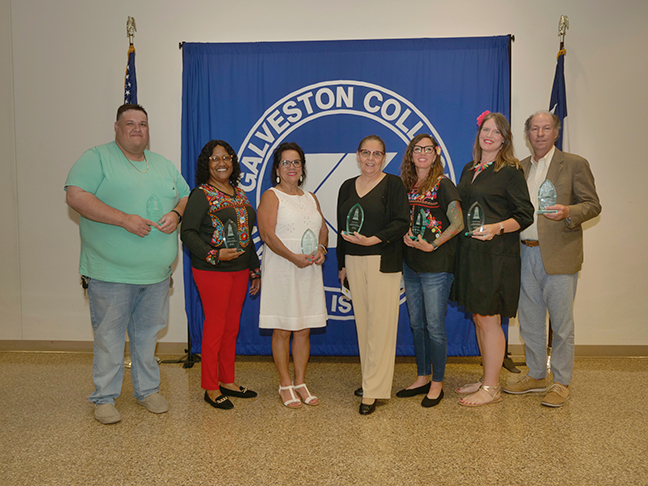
[474, 160, 494, 175]
[128, 154, 149, 173]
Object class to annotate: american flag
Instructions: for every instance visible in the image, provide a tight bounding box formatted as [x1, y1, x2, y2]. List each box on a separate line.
[124, 45, 137, 104]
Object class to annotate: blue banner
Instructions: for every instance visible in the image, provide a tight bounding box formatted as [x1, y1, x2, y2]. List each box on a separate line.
[181, 36, 511, 356]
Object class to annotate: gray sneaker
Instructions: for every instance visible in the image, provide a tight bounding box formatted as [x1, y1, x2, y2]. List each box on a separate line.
[502, 374, 547, 394]
[137, 392, 169, 414]
[94, 403, 121, 424]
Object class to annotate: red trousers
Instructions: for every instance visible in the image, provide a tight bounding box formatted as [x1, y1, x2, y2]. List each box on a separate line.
[192, 268, 248, 390]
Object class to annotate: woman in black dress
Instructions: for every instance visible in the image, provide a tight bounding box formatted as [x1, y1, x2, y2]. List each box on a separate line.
[453, 112, 533, 406]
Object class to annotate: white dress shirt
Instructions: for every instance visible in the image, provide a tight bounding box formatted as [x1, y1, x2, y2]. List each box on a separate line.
[520, 146, 555, 241]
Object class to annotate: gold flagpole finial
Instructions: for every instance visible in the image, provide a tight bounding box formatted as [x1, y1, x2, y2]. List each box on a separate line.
[127, 17, 137, 46]
[558, 15, 569, 47]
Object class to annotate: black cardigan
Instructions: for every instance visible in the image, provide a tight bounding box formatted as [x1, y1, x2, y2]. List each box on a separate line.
[336, 173, 410, 273]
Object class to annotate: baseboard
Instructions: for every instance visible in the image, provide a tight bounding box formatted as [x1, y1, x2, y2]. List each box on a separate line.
[1, 340, 647, 357]
[0, 341, 189, 355]
[507, 344, 648, 358]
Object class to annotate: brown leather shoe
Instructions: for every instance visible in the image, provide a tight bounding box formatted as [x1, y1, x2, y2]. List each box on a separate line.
[503, 375, 547, 395]
[541, 383, 570, 407]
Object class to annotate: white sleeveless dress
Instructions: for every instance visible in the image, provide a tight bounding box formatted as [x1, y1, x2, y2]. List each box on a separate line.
[259, 188, 327, 330]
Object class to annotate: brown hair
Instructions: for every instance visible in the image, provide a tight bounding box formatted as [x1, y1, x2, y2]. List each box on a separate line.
[271, 142, 307, 187]
[357, 134, 385, 153]
[116, 103, 148, 121]
[524, 110, 561, 137]
[471, 112, 519, 171]
[400, 134, 444, 194]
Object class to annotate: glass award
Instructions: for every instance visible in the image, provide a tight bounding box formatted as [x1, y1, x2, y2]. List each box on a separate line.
[146, 195, 164, 223]
[224, 219, 241, 250]
[301, 228, 318, 256]
[410, 208, 427, 242]
[464, 201, 485, 236]
[345, 203, 364, 234]
[537, 179, 558, 214]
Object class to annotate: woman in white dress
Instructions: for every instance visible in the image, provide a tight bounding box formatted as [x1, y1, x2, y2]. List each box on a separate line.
[257, 142, 328, 408]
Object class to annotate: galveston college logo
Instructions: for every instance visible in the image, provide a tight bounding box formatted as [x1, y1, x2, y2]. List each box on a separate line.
[237, 80, 454, 321]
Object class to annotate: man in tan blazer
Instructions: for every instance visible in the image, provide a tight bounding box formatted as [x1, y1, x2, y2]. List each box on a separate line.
[503, 111, 601, 407]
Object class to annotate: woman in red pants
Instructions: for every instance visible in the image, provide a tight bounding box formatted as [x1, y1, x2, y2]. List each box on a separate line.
[181, 140, 261, 410]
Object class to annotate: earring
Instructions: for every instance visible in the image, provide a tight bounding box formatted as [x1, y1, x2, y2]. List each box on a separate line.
[275, 175, 280, 184]
[299, 176, 303, 184]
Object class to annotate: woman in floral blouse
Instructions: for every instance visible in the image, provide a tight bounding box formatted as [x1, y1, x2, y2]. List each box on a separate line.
[181, 140, 261, 410]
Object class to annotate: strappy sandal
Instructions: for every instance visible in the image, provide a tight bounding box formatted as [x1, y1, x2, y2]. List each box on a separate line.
[456, 378, 483, 394]
[293, 382, 319, 406]
[279, 384, 301, 408]
[459, 384, 502, 407]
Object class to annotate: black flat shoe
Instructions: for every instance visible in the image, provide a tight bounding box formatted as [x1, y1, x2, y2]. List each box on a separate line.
[421, 390, 444, 408]
[219, 385, 258, 399]
[354, 387, 363, 397]
[204, 391, 234, 410]
[396, 382, 431, 398]
[359, 400, 376, 415]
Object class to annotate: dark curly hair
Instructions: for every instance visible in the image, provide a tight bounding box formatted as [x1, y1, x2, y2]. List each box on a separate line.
[400, 133, 444, 194]
[270, 142, 307, 187]
[195, 140, 241, 187]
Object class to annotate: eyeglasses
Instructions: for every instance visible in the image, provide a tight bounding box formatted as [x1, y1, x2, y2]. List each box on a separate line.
[209, 155, 233, 163]
[358, 150, 385, 159]
[413, 146, 436, 154]
[280, 160, 302, 168]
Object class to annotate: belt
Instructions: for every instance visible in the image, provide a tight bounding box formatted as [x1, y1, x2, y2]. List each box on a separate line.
[521, 240, 540, 247]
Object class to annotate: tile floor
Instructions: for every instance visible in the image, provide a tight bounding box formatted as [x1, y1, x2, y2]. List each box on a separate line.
[1, 352, 646, 485]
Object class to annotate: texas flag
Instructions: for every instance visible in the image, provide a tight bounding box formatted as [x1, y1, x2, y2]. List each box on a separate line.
[550, 49, 568, 151]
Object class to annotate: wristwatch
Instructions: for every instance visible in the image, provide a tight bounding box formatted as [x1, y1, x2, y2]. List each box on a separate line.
[498, 223, 505, 235]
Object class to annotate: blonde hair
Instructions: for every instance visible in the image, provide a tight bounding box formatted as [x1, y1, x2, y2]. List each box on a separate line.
[471, 112, 519, 171]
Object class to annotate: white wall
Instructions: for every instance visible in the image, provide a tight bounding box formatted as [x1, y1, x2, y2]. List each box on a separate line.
[2, 0, 647, 347]
[0, 0, 21, 339]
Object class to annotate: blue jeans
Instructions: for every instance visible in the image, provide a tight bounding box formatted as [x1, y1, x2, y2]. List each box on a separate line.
[87, 278, 170, 404]
[403, 263, 453, 382]
[518, 245, 577, 385]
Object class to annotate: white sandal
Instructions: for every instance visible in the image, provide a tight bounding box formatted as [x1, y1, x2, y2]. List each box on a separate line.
[293, 383, 319, 406]
[279, 385, 301, 408]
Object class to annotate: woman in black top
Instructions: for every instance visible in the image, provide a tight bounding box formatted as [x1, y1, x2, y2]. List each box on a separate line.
[398, 134, 463, 408]
[337, 135, 409, 415]
[452, 113, 533, 406]
[181, 140, 261, 410]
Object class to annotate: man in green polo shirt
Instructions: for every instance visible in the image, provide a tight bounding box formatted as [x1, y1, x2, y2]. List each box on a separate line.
[65, 104, 190, 424]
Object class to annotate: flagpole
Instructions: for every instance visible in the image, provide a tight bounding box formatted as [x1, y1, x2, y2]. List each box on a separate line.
[124, 17, 138, 105]
[547, 14, 569, 376]
[558, 14, 569, 50]
[127, 16, 136, 46]
[550, 16, 569, 151]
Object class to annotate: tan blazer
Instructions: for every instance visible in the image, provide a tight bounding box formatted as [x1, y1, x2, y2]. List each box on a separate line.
[521, 149, 601, 275]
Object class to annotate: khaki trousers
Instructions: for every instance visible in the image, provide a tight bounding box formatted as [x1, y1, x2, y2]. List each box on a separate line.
[346, 255, 401, 399]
